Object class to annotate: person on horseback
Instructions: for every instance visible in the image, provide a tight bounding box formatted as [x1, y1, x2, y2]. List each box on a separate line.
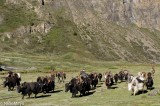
[50, 69, 55, 81]
[80, 68, 89, 83]
[80, 68, 87, 78]
[7, 71, 13, 77]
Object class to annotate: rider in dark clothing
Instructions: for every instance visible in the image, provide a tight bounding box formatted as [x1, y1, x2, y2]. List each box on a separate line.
[80, 69, 88, 79]
[8, 71, 13, 77]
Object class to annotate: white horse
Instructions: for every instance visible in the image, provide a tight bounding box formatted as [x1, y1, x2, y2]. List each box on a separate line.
[128, 76, 145, 96]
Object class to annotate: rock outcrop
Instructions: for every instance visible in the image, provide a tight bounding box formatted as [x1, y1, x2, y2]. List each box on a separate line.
[0, 0, 160, 62]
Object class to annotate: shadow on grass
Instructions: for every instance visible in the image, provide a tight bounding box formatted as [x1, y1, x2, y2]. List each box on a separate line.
[83, 91, 96, 96]
[49, 90, 63, 93]
[73, 91, 96, 98]
[147, 87, 155, 91]
[108, 86, 118, 89]
[53, 90, 63, 93]
[135, 90, 148, 96]
[29, 94, 51, 99]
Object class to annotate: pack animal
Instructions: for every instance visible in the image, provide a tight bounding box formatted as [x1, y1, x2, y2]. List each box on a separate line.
[37, 76, 55, 93]
[146, 72, 154, 90]
[17, 82, 43, 99]
[65, 77, 91, 97]
[3, 73, 21, 91]
[128, 76, 145, 96]
[56, 72, 66, 83]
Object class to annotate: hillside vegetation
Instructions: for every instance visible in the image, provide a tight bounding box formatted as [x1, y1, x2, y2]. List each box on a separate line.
[0, 0, 160, 62]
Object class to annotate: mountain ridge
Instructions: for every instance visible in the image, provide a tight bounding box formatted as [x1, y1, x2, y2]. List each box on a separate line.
[0, 0, 160, 62]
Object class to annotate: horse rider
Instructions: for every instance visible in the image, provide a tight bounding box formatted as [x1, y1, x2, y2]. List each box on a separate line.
[50, 69, 56, 81]
[7, 71, 13, 77]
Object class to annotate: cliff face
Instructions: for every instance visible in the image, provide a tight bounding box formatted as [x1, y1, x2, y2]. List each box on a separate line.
[0, 0, 160, 62]
[45, 0, 160, 30]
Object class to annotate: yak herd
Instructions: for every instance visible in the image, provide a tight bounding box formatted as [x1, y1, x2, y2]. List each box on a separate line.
[1, 67, 155, 99]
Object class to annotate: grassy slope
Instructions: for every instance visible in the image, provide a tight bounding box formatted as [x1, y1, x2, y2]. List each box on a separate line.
[0, 1, 39, 52]
[0, 0, 160, 62]
[0, 1, 38, 33]
[0, 1, 94, 61]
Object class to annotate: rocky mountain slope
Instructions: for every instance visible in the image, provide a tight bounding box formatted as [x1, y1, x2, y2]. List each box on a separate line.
[0, 0, 160, 62]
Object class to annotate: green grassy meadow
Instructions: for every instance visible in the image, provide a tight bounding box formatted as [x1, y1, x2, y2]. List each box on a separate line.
[0, 52, 160, 106]
[0, 1, 160, 105]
